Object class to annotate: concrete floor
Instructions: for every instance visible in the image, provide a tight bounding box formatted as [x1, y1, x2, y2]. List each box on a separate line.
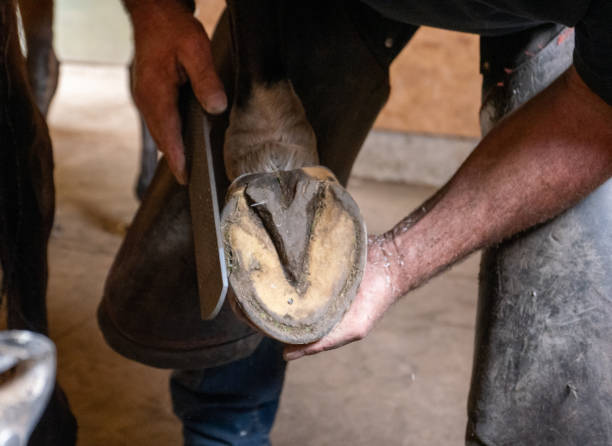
[45, 64, 480, 445]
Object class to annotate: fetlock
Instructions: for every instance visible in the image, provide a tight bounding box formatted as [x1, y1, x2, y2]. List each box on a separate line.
[223, 80, 318, 180]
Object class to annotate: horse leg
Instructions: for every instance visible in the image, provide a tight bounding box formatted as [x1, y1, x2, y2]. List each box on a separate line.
[18, 0, 59, 117]
[0, 2, 76, 444]
[1, 0, 54, 336]
[218, 0, 419, 342]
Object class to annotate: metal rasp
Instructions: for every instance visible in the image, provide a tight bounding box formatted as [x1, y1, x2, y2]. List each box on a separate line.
[184, 89, 228, 320]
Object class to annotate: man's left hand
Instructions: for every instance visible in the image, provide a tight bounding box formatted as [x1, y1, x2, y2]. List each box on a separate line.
[283, 236, 401, 361]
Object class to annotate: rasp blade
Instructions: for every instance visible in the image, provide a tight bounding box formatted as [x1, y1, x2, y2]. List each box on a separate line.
[185, 92, 228, 320]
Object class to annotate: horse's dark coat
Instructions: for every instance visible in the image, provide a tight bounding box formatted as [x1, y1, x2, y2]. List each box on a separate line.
[1, 1, 76, 443]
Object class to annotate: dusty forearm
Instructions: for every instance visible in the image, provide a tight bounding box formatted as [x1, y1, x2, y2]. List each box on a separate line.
[284, 68, 611, 359]
[386, 67, 612, 295]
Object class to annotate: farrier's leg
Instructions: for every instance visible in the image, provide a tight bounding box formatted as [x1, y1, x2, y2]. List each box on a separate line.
[0, 2, 76, 445]
[467, 26, 612, 445]
[171, 338, 287, 446]
[18, 0, 59, 117]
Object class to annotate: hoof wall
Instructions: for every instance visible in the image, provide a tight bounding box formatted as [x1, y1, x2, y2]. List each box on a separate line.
[221, 167, 367, 344]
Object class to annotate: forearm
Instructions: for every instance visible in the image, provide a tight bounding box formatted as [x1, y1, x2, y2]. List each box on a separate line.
[284, 68, 612, 360]
[386, 67, 612, 296]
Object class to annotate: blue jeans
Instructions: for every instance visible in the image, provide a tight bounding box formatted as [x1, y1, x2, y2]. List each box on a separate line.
[170, 338, 287, 445]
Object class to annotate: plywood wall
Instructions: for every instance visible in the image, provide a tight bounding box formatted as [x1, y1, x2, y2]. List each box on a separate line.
[376, 28, 481, 138]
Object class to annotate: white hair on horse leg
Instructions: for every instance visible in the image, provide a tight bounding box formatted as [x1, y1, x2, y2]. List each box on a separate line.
[224, 81, 318, 180]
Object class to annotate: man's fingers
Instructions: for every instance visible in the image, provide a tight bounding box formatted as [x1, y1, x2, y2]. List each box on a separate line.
[283, 324, 361, 361]
[136, 81, 187, 184]
[154, 109, 187, 184]
[179, 29, 227, 115]
[283, 346, 307, 361]
[129, 8, 225, 185]
[283, 341, 326, 361]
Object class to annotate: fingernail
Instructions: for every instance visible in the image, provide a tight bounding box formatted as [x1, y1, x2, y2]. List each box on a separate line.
[205, 92, 227, 114]
[284, 351, 304, 361]
[177, 169, 188, 185]
[170, 164, 187, 185]
[171, 154, 188, 185]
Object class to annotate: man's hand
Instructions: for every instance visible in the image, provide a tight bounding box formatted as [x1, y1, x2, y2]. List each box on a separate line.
[128, 0, 227, 184]
[284, 66, 612, 361]
[283, 235, 401, 361]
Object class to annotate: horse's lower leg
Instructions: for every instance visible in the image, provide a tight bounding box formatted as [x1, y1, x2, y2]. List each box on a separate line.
[18, 0, 59, 117]
[1, 0, 54, 335]
[0, 2, 76, 444]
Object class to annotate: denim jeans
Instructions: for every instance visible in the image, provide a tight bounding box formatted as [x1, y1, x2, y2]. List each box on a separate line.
[170, 338, 287, 445]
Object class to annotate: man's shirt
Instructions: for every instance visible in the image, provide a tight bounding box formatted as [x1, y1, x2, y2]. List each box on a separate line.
[361, 0, 612, 105]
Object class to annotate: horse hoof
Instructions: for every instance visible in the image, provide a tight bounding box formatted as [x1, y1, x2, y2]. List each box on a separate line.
[221, 166, 367, 344]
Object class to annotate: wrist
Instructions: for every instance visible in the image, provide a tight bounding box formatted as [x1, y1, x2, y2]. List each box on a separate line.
[367, 233, 409, 301]
[378, 200, 434, 296]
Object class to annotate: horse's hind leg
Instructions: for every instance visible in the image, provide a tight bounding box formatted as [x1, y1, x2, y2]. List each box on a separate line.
[0, 2, 76, 444]
[18, 0, 59, 117]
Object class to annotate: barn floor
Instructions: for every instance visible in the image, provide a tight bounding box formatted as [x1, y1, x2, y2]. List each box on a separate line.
[45, 64, 479, 445]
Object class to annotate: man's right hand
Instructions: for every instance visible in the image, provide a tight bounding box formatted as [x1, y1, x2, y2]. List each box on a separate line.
[127, 0, 227, 184]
